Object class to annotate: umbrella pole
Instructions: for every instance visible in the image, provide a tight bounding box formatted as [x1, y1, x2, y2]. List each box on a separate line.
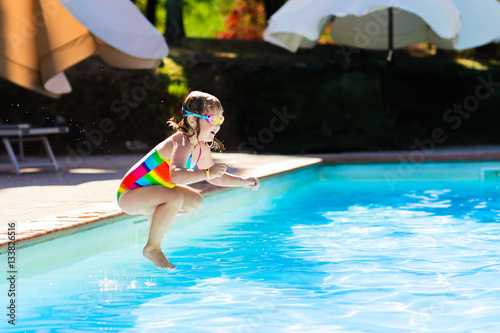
[386, 7, 394, 112]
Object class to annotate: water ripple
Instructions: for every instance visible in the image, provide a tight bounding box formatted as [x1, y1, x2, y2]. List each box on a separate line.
[4, 179, 500, 332]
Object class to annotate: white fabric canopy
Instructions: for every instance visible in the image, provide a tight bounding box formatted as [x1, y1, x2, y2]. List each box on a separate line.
[264, 0, 500, 53]
[0, 0, 168, 98]
[453, 0, 500, 50]
[59, 0, 167, 61]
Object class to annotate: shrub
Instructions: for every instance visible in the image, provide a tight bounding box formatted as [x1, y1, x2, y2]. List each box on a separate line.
[216, 0, 266, 40]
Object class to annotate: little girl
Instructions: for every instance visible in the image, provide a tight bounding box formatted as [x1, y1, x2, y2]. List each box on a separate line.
[117, 91, 260, 269]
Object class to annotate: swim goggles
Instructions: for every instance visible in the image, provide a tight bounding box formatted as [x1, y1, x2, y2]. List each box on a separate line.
[182, 108, 224, 125]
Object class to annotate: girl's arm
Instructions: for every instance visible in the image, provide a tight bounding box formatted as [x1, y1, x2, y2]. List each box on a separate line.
[208, 173, 260, 190]
[197, 145, 259, 191]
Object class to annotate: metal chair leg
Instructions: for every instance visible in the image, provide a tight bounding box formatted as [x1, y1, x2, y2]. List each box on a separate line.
[41, 136, 59, 171]
[2, 137, 21, 174]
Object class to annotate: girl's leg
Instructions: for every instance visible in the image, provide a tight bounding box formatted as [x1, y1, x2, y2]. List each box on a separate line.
[119, 186, 184, 269]
[118, 185, 203, 269]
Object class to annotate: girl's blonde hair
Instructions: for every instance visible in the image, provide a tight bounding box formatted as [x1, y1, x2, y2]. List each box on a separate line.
[168, 91, 224, 151]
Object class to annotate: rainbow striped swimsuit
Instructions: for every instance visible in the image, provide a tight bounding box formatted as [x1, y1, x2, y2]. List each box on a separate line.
[117, 146, 201, 201]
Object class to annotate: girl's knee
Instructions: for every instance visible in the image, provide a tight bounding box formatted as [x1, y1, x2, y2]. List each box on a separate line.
[183, 192, 203, 212]
[160, 189, 184, 208]
[171, 190, 185, 205]
[192, 192, 203, 209]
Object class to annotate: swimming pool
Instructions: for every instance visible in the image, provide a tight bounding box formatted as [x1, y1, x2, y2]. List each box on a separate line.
[2, 162, 500, 332]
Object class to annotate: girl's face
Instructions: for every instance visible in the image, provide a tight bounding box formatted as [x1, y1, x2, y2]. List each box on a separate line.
[190, 108, 223, 142]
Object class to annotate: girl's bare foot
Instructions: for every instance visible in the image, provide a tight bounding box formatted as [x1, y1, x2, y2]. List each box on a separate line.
[143, 245, 176, 269]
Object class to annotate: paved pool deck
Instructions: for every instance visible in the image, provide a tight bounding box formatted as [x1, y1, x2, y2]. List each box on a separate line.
[2, 146, 500, 252]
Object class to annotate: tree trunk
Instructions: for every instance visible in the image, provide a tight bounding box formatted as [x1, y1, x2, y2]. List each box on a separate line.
[146, 0, 157, 26]
[165, 0, 185, 46]
[263, 0, 286, 21]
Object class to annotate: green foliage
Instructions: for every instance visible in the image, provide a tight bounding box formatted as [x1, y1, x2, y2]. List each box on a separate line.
[183, 0, 229, 37]
[134, 0, 230, 37]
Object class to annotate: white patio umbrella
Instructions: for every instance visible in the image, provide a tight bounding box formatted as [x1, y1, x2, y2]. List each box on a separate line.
[452, 0, 500, 50]
[0, 0, 168, 98]
[264, 0, 500, 53]
[264, 0, 461, 53]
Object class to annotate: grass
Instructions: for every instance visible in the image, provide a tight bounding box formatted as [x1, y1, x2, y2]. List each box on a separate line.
[455, 58, 489, 71]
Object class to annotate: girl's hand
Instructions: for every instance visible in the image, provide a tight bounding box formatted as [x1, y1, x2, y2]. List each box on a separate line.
[243, 177, 260, 191]
[208, 164, 227, 179]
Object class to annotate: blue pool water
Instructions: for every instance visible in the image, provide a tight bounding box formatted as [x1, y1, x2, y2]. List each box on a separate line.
[2, 164, 500, 332]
